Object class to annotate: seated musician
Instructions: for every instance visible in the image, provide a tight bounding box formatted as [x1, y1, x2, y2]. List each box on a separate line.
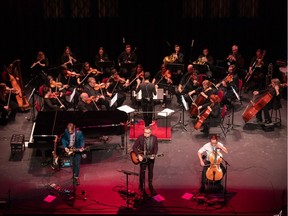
[77, 62, 102, 87]
[194, 47, 214, 67]
[45, 75, 69, 109]
[30, 51, 49, 89]
[188, 79, 214, 118]
[77, 92, 98, 112]
[95, 46, 112, 79]
[216, 64, 239, 108]
[167, 44, 185, 85]
[61, 46, 77, 72]
[175, 64, 199, 107]
[254, 78, 282, 125]
[105, 68, 127, 108]
[58, 64, 80, 109]
[117, 44, 137, 80]
[0, 83, 18, 125]
[196, 94, 221, 137]
[244, 49, 267, 92]
[152, 64, 173, 108]
[42, 86, 66, 111]
[82, 77, 110, 111]
[197, 135, 228, 193]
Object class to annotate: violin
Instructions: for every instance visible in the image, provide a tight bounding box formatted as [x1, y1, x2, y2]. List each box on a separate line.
[215, 74, 233, 88]
[66, 71, 80, 77]
[84, 96, 98, 104]
[94, 83, 106, 90]
[87, 68, 103, 75]
[48, 92, 60, 98]
[162, 70, 172, 80]
[50, 81, 63, 88]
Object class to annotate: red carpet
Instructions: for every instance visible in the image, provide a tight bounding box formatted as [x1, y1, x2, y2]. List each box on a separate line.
[129, 120, 171, 140]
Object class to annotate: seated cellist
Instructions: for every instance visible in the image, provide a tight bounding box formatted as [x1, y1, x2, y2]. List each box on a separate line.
[195, 94, 221, 137]
[197, 135, 228, 193]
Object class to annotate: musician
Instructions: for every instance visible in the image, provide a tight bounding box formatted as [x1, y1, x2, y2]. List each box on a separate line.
[42, 86, 66, 111]
[58, 64, 80, 109]
[1, 63, 14, 88]
[254, 78, 282, 125]
[77, 62, 102, 86]
[168, 44, 185, 85]
[225, 44, 245, 69]
[194, 48, 214, 66]
[45, 75, 69, 109]
[0, 83, 18, 125]
[152, 64, 173, 108]
[117, 44, 137, 80]
[188, 79, 214, 118]
[29, 51, 48, 88]
[197, 135, 228, 193]
[245, 49, 267, 92]
[135, 72, 156, 127]
[196, 94, 221, 137]
[132, 126, 158, 196]
[216, 65, 239, 108]
[95, 46, 112, 79]
[105, 68, 127, 108]
[77, 92, 95, 111]
[175, 64, 199, 107]
[82, 77, 110, 111]
[61, 46, 77, 71]
[61, 122, 85, 186]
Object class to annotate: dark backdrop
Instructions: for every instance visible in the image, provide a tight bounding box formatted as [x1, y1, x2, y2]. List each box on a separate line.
[0, 0, 287, 79]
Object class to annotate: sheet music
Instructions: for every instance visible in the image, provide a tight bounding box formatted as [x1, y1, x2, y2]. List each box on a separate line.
[110, 93, 118, 107]
[181, 95, 189, 111]
[157, 108, 175, 117]
[117, 105, 135, 114]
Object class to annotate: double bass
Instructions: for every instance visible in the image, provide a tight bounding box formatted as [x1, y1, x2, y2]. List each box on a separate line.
[8, 60, 30, 112]
[206, 149, 223, 181]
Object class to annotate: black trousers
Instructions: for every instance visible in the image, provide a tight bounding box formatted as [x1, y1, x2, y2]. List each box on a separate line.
[139, 159, 155, 190]
[141, 98, 154, 127]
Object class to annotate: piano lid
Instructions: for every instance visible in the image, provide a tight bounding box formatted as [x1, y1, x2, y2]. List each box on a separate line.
[33, 110, 128, 137]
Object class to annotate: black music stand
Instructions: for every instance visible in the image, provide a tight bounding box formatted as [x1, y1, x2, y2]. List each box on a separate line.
[117, 105, 135, 154]
[97, 61, 113, 72]
[172, 95, 189, 131]
[165, 63, 184, 72]
[192, 64, 210, 75]
[118, 169, 139, 209]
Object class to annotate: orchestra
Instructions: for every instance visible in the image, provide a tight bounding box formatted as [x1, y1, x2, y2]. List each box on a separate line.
[0, 40, 285, 136]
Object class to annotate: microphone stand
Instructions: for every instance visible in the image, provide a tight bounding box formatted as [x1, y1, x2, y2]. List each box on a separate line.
[220, 155, 230, 206]
[26, 88, 36, 122]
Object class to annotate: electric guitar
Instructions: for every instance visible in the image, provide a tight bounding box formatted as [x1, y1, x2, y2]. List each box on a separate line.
[65, 146, 90, 156]
[130, 150, 164, 165]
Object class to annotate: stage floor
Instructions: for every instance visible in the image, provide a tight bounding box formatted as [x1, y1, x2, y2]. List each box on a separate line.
[0, 90, 287, 215]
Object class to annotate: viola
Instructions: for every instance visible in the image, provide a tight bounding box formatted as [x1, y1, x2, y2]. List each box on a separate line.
[206, 149, 223, 181]
[162, 70, 172, 80]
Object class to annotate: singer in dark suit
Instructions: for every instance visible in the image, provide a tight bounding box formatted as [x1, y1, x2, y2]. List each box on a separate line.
[132, 126, 159, 196]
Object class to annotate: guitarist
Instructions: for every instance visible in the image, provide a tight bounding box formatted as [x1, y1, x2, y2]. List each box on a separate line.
[132, 126, 159, 196]
[61, 122, 85, 186]
[197, 135, 228, 193]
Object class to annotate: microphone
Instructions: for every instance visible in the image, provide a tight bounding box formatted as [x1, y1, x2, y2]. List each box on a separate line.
[123, 37, 125, 44]
[166, 41, 170, 47]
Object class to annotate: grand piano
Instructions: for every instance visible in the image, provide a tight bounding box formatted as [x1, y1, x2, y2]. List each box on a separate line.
[28, 110, 128, 149]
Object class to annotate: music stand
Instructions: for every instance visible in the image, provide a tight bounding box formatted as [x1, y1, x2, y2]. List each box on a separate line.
[165, 63, 184, 72]
[117, 105, 135, 154]
[172, 95, 188, 131]
[26, 88, 36, 122]
[118, 169, 139, 209]
[192, 64, 209, 75]
[97, 61, 113, 72]
[121, 62, 136, 71]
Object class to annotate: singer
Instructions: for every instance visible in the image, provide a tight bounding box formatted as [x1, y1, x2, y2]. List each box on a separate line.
[197, 135, 228, 193]
[132, 126, 159, 196]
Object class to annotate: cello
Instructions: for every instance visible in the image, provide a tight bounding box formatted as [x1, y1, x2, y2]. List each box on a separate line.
[206, 149, 223, 181]
[194, 105, 212, 130]
[8, 60, 30, 112]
